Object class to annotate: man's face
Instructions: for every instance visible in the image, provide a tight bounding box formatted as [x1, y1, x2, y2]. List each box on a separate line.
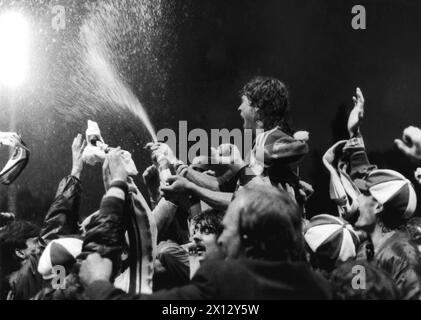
[217, 199, 244, 259]
[16, 237, 41, 260]
[190, 222, 223, 261]
[238, 95, 258, 130]
[355, 193, 381, 232]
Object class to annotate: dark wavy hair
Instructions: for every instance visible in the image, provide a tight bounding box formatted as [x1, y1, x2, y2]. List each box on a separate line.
[192, 209, 224, 237]
[240, 76, 292, 134]
[0, 220, 40, 273]
[236, 184, 305, 262]
[0, 220, 40, 298]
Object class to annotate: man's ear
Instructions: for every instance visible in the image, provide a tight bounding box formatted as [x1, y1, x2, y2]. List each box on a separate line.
[374, 201, 384, 215]
[15, 249, 25, 260]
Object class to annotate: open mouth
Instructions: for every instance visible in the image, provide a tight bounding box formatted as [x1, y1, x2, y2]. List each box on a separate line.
[187, 242, 206, 256]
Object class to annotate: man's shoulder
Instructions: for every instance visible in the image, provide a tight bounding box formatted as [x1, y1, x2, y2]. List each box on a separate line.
[377, 231, 421, 266]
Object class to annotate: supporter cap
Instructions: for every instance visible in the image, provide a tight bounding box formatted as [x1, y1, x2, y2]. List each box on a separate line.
[37, 238, 83, 280]
[304, 214, 360, 267]
[355, 169, 417, 220]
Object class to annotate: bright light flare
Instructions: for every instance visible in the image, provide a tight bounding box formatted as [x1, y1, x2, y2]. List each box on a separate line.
[0, 11, 30, 88]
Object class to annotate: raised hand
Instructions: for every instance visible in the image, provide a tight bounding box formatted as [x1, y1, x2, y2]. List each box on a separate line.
[298, 180, 315, 203]
[160, 175, 194, 206]
[347, 87, 365, 138]
[106, 147, 128, 183]
[146, 142, 178, 165]
[79, 253, 113, 287]
[395, 126, 421, 163]
[71, 133, 87, 179]
[161, 175, 192, 195]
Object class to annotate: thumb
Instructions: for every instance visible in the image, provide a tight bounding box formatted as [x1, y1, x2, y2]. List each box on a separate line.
[165, 175, 178, 184]
[395, 139, 413, 156]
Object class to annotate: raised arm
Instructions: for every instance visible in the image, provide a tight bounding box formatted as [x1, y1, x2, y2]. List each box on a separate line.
[82, 148, 128, 261]
[161, 175, 232, 211]
[39, 134, 86, 241]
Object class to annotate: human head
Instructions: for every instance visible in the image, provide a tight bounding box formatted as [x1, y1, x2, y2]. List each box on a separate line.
[355, 169, 417, 232]
[38, 238, 83, 280]
[330, 260, 400, 300]
[0, 220, 40, 280]
[304, 214, 360, 273]
[190, 209, 224, 261]
[239, 76, 290, 132]
[217, 184, 304, 261]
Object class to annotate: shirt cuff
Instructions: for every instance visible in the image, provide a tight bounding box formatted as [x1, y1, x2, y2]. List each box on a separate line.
[105, 180, 127, 200]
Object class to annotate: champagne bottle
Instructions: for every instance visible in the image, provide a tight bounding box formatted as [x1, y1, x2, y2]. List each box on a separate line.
[157, 155, 176, 185]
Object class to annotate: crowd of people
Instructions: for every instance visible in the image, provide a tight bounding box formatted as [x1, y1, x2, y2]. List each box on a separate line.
[2, 76, 421, 300]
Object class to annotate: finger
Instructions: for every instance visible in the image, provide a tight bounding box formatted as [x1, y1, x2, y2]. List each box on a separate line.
[102, 157, 109, 171]
[299, 189, 307, 198]
[176, 166, 188, 176]
[286, 183, 295, 196]
[356, 87, 364, 101]
[405, 126, 421, 141]
[204, 170, 215, 176]
[395, 139, 413, 156]
[74, 134, 81, 146]
[143, 165, 153, 175]
[165, 175, 178, 184]
[402, 128, 414, 146]
[81, 139, 87, 152]
[160, 185, 173, 193]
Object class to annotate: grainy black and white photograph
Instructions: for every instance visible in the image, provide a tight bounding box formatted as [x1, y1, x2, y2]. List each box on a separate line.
[0, 0, 421, 308]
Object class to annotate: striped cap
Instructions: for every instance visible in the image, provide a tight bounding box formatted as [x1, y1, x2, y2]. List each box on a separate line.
[304, 214, 360, 268]
[355, 169, 417, 220]
[37, 238, 83, 280]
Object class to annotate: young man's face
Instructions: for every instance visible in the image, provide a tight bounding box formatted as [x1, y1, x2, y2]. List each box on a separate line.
[217, 198, 244, 259]
[355, 193, 381, 233]
[238, 95, 259, 130]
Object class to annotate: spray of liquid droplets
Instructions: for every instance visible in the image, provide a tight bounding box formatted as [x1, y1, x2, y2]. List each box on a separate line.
[54, 0, 179, 144]
[80, 8, 157, 142]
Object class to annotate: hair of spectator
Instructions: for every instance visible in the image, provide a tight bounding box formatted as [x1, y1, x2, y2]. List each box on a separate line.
[240, 76, 292, 134]
[0, 220, 40, 279]
[237, 184, 305, 262]
[191, 209, 224, 237]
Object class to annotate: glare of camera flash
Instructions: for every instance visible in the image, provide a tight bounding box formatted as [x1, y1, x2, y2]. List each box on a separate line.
[0, 11, 30, 88]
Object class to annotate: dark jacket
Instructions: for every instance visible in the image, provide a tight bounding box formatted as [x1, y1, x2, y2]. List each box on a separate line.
[8, 175, 82, 300]
[82, 182, 157, 295]
[373, 231, 421, 300]
[339, 136, 421, 299]
[85, 259, 332, 300]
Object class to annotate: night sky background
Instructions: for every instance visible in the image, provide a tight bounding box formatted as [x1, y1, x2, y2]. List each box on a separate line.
[1, 0, 421, 223]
